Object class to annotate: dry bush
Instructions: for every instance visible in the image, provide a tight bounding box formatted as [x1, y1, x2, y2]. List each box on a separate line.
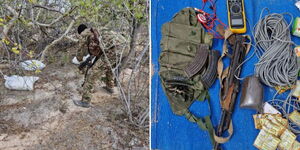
[0, 0, 149, 128]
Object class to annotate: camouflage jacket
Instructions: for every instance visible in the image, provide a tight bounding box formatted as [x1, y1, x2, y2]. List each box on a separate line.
[76, 28, 102, 61]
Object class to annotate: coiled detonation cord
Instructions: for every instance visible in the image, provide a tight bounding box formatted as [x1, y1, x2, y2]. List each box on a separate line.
[254, 12, 298, 88]
[252, 10, 300, 134]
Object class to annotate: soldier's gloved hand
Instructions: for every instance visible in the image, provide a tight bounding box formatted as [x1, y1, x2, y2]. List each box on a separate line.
[72, 57, 81, 65]
[72, 54, 91, 65]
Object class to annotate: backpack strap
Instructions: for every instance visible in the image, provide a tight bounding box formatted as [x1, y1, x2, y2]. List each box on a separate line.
[183, 91, 215, 145]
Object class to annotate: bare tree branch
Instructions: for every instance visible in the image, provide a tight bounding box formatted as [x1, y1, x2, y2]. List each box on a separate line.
[33, 4, 63, 15]
[119, 18, 136, 71]
[2, 4, 19, 39]
[65, 35, 78, 42]
[40, 15, 79, 61]
[33, 6, 77, 27]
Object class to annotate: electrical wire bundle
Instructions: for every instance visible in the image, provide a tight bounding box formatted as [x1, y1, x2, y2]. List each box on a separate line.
[194, 0, 227, 39]
[268, 93, 300, 134]
[254, 12, 298, 88]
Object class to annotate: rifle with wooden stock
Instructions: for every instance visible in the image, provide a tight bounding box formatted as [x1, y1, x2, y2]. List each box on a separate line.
[214, 34, 247, 150]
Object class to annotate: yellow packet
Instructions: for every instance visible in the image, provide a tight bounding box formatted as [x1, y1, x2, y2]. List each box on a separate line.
[254, 129, 270, 149]
[262, 119, 284, 137]
[289, 110, 300, 126]
[292, 141, 300, 150]
[266, 114, 284, 127]
[253, 114, 263, 129]
[261, 134, 281, 150]
[276, 117, 288, 128]
[278, 129, 296, 150]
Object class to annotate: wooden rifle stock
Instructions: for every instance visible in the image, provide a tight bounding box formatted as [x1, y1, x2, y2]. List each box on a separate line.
[214, 35, 247, 150]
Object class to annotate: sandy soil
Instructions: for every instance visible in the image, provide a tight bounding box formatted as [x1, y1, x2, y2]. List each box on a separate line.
[0, 61, 148, 150]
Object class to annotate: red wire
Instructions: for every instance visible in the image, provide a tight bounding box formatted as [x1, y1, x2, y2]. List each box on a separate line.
[197, 0, 227, 39]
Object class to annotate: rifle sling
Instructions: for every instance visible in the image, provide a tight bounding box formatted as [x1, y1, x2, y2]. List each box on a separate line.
[213, 120, 233, 143]
[214, 29, 251, 145]
[217, 30, 251, 89]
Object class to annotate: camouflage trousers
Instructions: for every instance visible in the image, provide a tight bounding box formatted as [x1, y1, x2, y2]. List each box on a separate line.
[81, 53, 116, 103]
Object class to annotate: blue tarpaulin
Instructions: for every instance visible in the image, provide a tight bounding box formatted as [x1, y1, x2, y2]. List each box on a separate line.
[151, 0, 300, 149]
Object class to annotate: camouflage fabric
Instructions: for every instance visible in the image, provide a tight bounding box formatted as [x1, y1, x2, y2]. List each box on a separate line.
[76, 29, 92, 61]
[160, 7, 213, 115]
[81, 55, 115, 103]
[76, 28, 117, 103]
[159, 7, 215, 144]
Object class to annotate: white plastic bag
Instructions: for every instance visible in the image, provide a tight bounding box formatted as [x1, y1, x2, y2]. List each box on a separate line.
[4, 75, 39, 90]
[20, 60, 45, 71]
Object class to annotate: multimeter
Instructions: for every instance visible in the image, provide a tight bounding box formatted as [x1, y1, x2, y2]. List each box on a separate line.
[227, 0, 246, 33]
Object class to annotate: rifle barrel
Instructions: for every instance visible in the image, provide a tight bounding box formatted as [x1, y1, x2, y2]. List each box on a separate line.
[215, 35, 246, 150]
[214, 109, 229, 150]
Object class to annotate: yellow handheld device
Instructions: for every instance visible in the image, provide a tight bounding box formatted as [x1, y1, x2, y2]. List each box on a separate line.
[227, 0, 246, 33]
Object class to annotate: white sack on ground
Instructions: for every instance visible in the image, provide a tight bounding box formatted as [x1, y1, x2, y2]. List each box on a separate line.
[20, 60, 45, 71]
[4, 75, 39, 90]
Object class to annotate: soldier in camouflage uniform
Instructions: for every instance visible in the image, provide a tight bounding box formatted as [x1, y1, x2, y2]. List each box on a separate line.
[73, 24, 117, 108]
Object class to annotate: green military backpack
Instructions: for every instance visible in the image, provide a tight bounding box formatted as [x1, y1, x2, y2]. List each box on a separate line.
[159, 7, 220, 145]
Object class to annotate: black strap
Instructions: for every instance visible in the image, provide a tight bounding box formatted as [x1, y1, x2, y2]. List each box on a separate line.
[80, 55, 100, 87]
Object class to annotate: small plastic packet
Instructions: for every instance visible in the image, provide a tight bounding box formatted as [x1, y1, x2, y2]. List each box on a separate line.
[262, 119, 285, 137]
[254, 129, 280, 150]
[292, 140, 300, 150]
[292, 17, 300, 37]
[289, 110, 300, 126]
[278, 129, 296, 150]
[261, 135, 281, 150]
[253, 114, 263, 129]
[254, 129, 270, 149]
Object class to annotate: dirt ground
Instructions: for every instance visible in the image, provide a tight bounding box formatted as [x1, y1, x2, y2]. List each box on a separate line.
[0, 59, 149, 150]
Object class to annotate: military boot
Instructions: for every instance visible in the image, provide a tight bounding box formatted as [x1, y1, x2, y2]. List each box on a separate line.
[73, 100, 91, 108]
[103, 86, 114, 94]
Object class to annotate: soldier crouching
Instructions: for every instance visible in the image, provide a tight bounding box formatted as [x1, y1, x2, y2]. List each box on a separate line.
[73, 24, 116, 108]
